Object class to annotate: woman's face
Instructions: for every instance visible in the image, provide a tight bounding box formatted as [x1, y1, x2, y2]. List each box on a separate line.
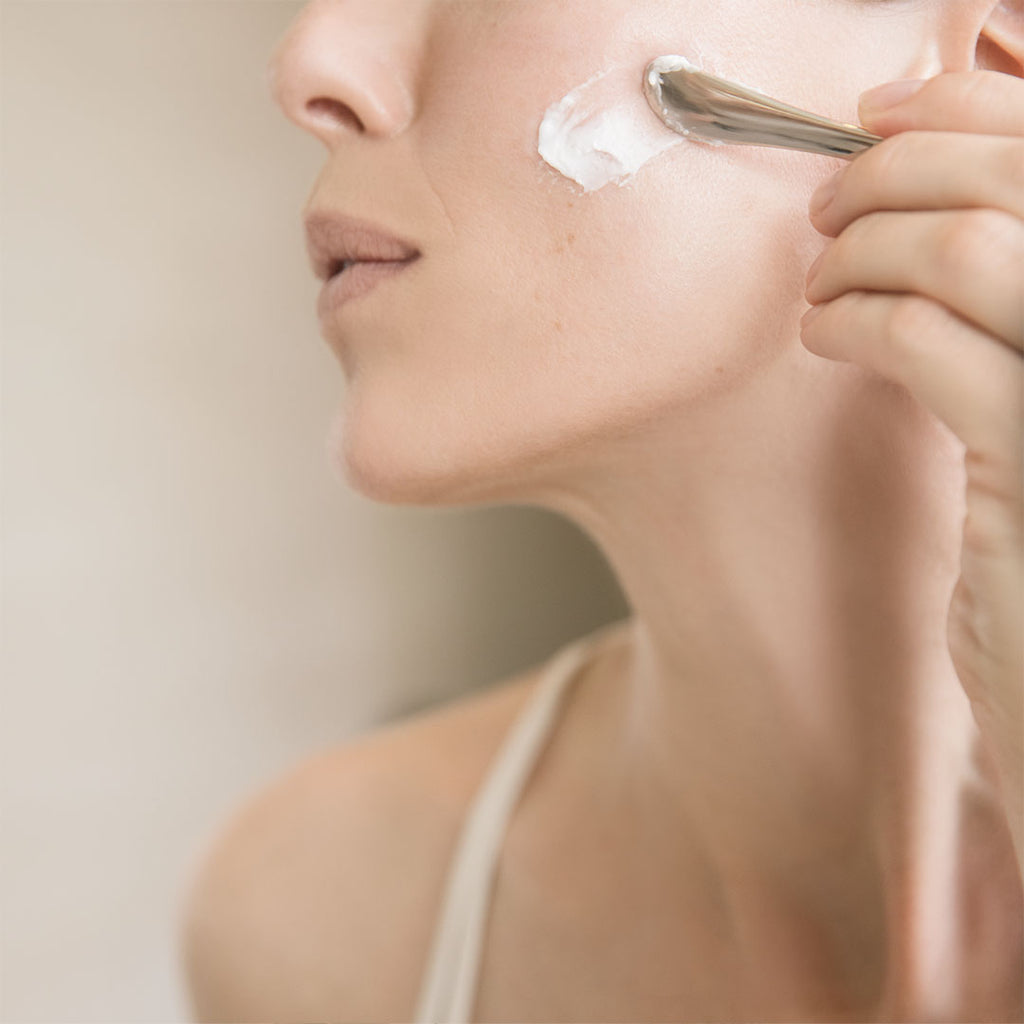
[270, 0, 943, 506]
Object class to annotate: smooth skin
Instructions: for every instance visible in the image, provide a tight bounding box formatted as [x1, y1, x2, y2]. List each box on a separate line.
[802, 69, 1024, 876]
[184, 2, 1024, 1021]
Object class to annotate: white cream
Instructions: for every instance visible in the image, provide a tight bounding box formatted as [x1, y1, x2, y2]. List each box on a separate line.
[538, 63, 684, 193]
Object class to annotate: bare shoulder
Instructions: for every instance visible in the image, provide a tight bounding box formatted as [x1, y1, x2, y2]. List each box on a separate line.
[179, 666, 544, 1023]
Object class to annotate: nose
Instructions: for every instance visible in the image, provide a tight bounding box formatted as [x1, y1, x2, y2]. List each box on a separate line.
[266, 0, 425, 145]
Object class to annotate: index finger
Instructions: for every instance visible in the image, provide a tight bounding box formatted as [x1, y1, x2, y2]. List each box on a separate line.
[809, 131, 1024, 238]
[860, 71, 1024, 139]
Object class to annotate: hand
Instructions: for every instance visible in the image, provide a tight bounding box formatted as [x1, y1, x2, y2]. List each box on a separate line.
[799, 71, 1024, 876]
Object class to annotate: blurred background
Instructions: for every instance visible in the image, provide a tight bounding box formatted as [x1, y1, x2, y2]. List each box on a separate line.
[0, 2, 628, 1019]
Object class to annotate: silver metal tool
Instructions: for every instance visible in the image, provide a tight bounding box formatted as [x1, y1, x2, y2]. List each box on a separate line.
[644, 56, 883, 160]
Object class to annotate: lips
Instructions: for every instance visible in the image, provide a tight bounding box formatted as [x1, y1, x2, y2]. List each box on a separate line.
[304, 210, 420, 283]
[318, 258, 418, 318]
[305, 210, 421, 316]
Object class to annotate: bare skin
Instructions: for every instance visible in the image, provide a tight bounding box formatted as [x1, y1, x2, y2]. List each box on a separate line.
[184, 623, 1020, 1022]
[198, 0, 1024, 1020]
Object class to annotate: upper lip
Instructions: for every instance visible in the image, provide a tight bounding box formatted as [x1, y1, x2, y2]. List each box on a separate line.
[304, 210, 421, 283]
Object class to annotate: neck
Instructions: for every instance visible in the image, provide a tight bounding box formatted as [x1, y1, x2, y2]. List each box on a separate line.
[535, 343, 1008, 1011]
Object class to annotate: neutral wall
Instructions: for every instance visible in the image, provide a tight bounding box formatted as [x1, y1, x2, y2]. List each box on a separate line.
[0, 2, 628, 1019]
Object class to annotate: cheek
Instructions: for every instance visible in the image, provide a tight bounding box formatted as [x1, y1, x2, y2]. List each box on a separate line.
[400, 0, 900, 425]
[396, 135, 820, 432]
[392, 160, 803, 449]
[412, 13, 815, 366]
[335, 157, 821, 504]
[514, 151, 815, 380]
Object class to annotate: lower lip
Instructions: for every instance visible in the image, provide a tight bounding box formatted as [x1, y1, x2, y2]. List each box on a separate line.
[317, 258, 418, 318]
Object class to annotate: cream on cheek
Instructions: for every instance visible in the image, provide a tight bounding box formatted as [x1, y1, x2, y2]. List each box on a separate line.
[537, 62, 684, 192]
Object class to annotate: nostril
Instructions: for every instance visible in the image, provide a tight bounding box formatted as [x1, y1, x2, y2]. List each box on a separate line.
[307, 97, 365, 134]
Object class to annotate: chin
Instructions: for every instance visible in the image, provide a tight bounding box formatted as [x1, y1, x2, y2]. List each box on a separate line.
[324, 389, 601, 512]
[324, 403, 519, 509]
[325, 409, 439, 506]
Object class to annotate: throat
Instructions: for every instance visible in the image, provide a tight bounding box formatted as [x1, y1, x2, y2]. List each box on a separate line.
[518, 623, 1024, 1022]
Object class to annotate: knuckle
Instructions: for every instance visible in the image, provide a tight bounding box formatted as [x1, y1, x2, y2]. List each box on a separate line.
[870, 132, 927, 179]
[934, 209, 1018, 284]
[839, 208, 884, 255]
[921, 71, 1021, 125]
[956, 71, 995, 112]
[936, 71, 1007, 118]
[838, 289, 876, 324]
[882, 295, 942, 364]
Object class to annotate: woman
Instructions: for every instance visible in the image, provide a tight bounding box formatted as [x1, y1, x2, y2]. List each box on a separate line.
[182, 1, 1024, 1021]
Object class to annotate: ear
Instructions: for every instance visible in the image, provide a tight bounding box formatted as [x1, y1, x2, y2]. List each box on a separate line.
[977, 1, 1024, 75]
[923, 0, 1023, 75]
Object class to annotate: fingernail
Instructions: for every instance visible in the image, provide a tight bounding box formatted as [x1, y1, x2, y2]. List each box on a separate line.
[809, 168, 845, 216]
[859, 78, 926, 116]
[801, 304, 826, 328]
[805, 248, 828, 287]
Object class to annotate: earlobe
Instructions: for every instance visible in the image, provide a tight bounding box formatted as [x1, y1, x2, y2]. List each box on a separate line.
[979, 0, 1024, 75]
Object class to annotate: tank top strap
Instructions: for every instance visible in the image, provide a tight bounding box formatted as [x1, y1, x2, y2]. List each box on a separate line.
[413, 619, 627, 1024]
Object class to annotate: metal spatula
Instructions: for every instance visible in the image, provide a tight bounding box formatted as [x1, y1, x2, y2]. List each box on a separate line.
[644, 56, 883, 160]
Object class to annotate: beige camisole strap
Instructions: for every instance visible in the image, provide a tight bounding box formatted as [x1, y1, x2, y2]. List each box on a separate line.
[412, 620, 626, 1024]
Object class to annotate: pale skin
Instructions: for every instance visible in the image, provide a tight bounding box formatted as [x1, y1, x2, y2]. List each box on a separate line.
[259, 0, 1024, 1018]
[803, 69, 1024, 874]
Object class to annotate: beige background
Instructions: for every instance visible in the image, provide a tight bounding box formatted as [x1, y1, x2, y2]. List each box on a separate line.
[0, 2, 628, 1019]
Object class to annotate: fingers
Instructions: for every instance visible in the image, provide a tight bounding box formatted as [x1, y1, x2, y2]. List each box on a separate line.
[800, 291, 1024, 477]
[805, 208, 1024, 351]
[810, 132, 1024, 238]
[859, 70, 1024, 138]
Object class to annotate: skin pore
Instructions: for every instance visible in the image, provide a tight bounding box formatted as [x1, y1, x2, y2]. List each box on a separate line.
[269, 0, 1023, 1017]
